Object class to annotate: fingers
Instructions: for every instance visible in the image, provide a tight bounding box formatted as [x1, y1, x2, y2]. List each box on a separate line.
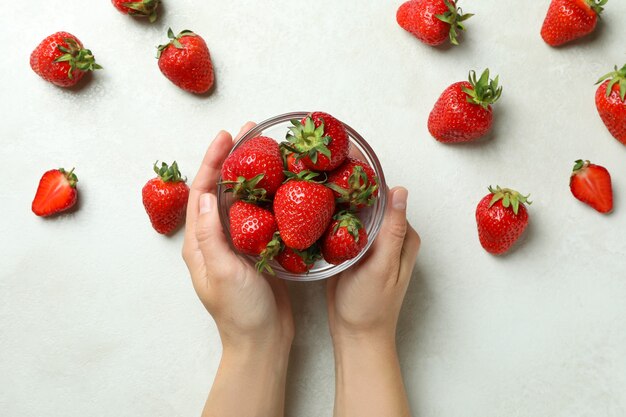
[371, 187, 410, 263]
[234, 121, 257, 142]
[185, 130, 234, 236]
[398, 223, 421, 285]
[195, 193, 239, 270]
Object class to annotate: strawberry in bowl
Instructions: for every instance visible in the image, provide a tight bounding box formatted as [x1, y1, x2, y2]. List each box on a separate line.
[217, 112, 387, 281]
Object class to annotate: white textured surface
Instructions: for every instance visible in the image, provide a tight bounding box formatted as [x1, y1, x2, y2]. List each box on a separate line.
[1, 1, 626, 416]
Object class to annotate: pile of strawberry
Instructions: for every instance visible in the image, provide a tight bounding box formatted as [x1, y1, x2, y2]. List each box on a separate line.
[219, 112, 379, 274]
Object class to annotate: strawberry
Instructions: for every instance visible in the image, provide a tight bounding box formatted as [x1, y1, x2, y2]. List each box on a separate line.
[157, 29, 214, 94]
[396, 0, 473, 46]
[326, 157, 379, 209]
[276, 245, 321, 274]
[142, 161, 190, 235]
[285, 152, 307, 174]
[540, 0, 606, 47]
[228, 200, 280, 255]
[570, 160, 613, 213]
[476, 186, 531, 255]
[595, 64, 626, 145]
[221, 136, 285, 201]
[111, 0, 159, 22]
[285, 112, 349, 171]
[273, 172, 336, 250]
[32, 168, 78, 217]
[321, 211, 368, 265]
[428, 69, 502, 143]
[30, 32, 102, 88]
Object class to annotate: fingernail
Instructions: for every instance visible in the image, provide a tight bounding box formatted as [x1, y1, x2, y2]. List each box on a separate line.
[200, 194, 213, 214]
[392, 188, 408, 210]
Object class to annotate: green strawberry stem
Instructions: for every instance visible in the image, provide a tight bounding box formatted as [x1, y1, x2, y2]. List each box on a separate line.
[435, 0, 474, 46]
[596, 63, 626, 101]
[60, 167, 78, 187]
[154, 161, 186, 183]
[585, 0, 608, 15]
[123, 0, 159, 22]
[326, 166, 378, 209]
[54, 38, 102, 79]
[488, 186, 531, 216]
[285, 117, 332, 165]
[462, 69, 502, 109]
[332, 210, 364, 242]
[256, 232, 282, 275]
[157, 28, 197, 59]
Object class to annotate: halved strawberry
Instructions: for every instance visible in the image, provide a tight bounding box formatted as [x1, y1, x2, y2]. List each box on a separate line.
[32, 168, 78, 217]
[570, 160, 613, 213]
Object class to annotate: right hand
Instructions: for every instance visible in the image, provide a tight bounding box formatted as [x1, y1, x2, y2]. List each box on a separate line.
[326, 186, 421, 345]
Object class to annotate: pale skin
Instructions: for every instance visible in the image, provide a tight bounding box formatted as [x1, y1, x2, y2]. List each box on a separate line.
[182, 123, 421, 417]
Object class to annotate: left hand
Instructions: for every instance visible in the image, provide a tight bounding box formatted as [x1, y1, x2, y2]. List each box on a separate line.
[182, 123, 294, 352]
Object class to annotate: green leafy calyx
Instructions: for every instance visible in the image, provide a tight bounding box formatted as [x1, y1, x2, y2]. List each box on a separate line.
[157, 28, 197, 59]
[326, 165, 378, 209]
[283, 170, 326, 183]
[488, 186, 531, 216]
[154, 161, 186, 183]
[585, 0, 608, 15]
[462, 69, 502, 109]
[596, 63, 626, 102]
[332, 211, 364, 242]
[572, 159, 591, 175]
[54, 38, 102, 79]
[256, 232, 282, 275]
[59, 167, 78, 188]
[434, 0, 474, 46]
[285, 116, 332, 165]
[122, 0, 159, 22]
[220, 174, 270, 203]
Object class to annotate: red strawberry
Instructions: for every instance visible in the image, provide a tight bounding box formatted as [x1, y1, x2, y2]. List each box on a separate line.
[285, 152, 307, 174]
[228, 201, 279, 255]
[570, 160, 613, 213]
[221, 136, 285, 201]
[273, 173, 336, 250]
[276, 245, 321, 274]
[428, 69, 502, 143]
[285, 112, 349, 171]
[396, 0, 473, 46]
[142, 161, 190, 234]
[32, 168, 78, 217]
[326, 157, 379, 209]
[30, 32, 102, 88]
[476, 186, 531, 255]
[540, 0, 605, 47]
[321, 211, 368, 265]
[157, 28, 214, 94]
[111, 0, 159, 22]
[595, 64, 626, 145]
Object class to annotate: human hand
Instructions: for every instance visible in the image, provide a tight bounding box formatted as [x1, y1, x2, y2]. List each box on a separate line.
[327, 187, 421, 345]
[182, 123, 294, 353]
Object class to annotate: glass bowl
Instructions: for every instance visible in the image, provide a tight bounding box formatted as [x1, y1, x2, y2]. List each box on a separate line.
[217, 112, 388, 281]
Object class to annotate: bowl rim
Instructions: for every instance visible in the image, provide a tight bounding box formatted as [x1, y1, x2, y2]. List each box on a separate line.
[217, 111, 388, 281]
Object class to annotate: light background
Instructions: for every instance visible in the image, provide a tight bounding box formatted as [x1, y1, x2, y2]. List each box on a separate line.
[1, 1, 626, 416]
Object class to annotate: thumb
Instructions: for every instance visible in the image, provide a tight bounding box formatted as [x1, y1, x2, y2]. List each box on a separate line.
[372, 187, 409, 262]
[195, 193, 238, 269]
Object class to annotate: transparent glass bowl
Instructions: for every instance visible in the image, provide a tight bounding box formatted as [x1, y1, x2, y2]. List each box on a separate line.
[217, 112, 387, 281]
